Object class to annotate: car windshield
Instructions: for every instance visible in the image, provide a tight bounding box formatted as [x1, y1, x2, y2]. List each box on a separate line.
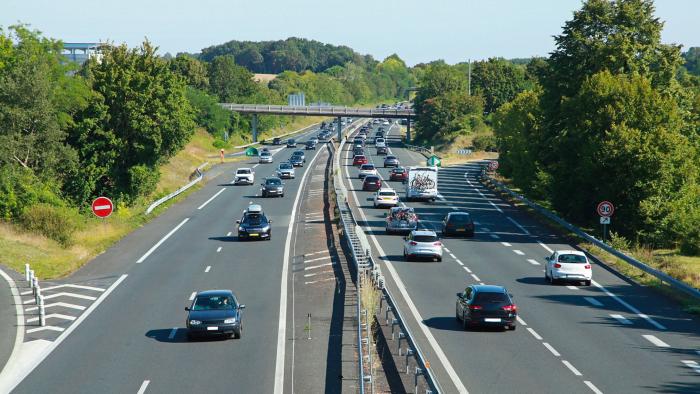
[192, 295, 237, 310]
[379, 191, 396, 196]
[266, 179, 282, 186]
[364, 176, 380, 182]
[558, 254, 587, 263]
[413, 234, 438, 243]
[386, 156, 396, 160]
[449, 214, 472, 223]
[261, 152, 271, 157]
[243, 213, 268, 226]
[361, 164, 375, 170]
[474, 292, 509, 303]
[237, 169, 251, 174]
[279, 163, 292, 169]
[355, 156, 366, 160]
[393, 168, 405, 173]
[288, 139, 295, 143]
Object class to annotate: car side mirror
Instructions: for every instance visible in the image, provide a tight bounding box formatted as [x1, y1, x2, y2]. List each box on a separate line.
[185, 307, 190, 311]
[456, 292, 463, 298]
[545, 256, 550, 261]
[269, 220, 273, 223]
[236, 220, 241, 224]
[239, 304, 246, 309]
[383, 212, 387, 217]
[509, 293, 514, 298]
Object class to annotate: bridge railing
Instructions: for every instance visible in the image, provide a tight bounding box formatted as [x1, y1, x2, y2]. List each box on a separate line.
[219, 103, 415, 118]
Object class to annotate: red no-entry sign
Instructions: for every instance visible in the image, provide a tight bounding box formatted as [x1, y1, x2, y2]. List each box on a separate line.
[92, 197, 113, 218]
[596, 201, 614, 217]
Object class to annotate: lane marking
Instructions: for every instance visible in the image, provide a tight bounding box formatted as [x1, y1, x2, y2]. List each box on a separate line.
[35, 284, 105, 292]
[137, 380, 150, 394]
[537, 241, 554, 253]
[303, 270, 334, 278]
[455, 260, 464, 266]
[584, 297, 603, 307]
[449, 253, 457, 259]
[470, 274, 481, 282]
[480, 227, 490, 232]
[562, 360, 583, 376]
[463, 266, 472, 273]
[304, 255, 332, 263]
[197, 188, 226, 210]
[189, 292, 196, 301]
[610, 314, 633, 325]
[26, 302, 85, 312]
[584, 381, 604, 394]
[26, 314, 76, 323]
[204, 266, 211, 273]
[527, 259, 541, 265]
[681, 360, 700, 374]
[26, 326, 65, 334]
[500, 242, 512, 247]
[592, 280, 666, 330]
[305, 278, 336, 285]
[216, 247, 222, 253]
[443, 247, 451, 253]
[506, 216, 530, 235]
[566, 286, 579, 290]
[227, 232, 232, 236]
[168, 328, 177, 339]
[543, 342, 561, 357]
[489, 233, 500, 239]
[136, 218, 190, 263]
[304, 250, 329, 256]
[43, 292, 97, 301]
[516, 316, 527, 326]
[642, 334, 670, 348]
[304, 262, 336, 270]
[513, 249, 525, 255]
[527, 327, 543, 340]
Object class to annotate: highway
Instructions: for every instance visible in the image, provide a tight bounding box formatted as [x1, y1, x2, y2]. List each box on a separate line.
[9, 124, 347, 394]
[341, 122, 700, 393]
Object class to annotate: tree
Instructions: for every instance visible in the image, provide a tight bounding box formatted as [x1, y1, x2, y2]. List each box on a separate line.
[470, 58, 527, 114]
[682, 47, 700, 76]
[169, 54, 209, 90]
[208, 55, 258, 102]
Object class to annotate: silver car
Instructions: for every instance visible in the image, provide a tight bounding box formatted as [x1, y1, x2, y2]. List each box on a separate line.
[276, 162, 295, 179]
[383, 155, 399, 167]
[403, 230, 442, 262]
[259, 151, 273, 164]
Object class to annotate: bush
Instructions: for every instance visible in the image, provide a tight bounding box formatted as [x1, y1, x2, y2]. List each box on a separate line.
[609, 231, 631, 251]
[128, 165, 159, 200]
[19, 203, 81, 246]
[212, 138, 228, 149]
[680, 232, 700, 256]
[472, 134, 498, 151]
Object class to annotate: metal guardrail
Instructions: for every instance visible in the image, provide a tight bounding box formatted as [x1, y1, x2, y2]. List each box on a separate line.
[220, 103, 415, 119]
[232, 121, 322, 149]
[404, 143, 431, 154]
[331, 124, 441, 393]
[145, 163, 207, 214]
[484, 176, 700, 300]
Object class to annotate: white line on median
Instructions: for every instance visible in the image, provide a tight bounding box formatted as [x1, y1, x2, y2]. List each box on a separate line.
[562, 360, 583, 376]
[137, 380, 150, 394]
[136, 218, 190, 263]
[304, 262, 336, 271]
[304, 255, 332, 263]
[642, 334, 670, 348]
[197, 188, 226, 210]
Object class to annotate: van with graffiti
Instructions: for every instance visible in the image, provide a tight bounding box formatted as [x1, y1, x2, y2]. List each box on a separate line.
[405, 166, 438, 201]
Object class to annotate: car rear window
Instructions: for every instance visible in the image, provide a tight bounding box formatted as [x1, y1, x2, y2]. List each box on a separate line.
[280, 163, 292, 169]
[237, 169, 251, 174]
[364, 176, 380, 182]
[379, 191, 396, 196]
[558, 254, 587, 263]
[266, 179, 282, 186]
[355, 155, 366, 160]
[386, 156, 396, 160]
[449, 214, 472, 223]
[413, 235, 438, 242]
[474, 292, 509, 303]
[361, 164, 375, 170]
[393, 168, 405, 173]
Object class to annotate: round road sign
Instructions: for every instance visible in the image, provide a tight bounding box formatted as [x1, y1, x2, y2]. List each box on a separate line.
[596, 201, 614, 217]
[92, 196, 113, 218]
[488, 161, 499, 171]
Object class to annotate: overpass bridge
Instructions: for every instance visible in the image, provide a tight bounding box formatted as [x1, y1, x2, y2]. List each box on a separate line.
[219, 103, 416, 142]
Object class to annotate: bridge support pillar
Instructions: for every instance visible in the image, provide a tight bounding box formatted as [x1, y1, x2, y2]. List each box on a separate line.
[406, 118, 411, 143]
[252, 113, 258, 142]
[337, 116, 342, 141]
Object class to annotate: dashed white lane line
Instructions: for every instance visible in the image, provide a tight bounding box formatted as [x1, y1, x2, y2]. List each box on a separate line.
[168, 328, 177, 339]
[137, 380, 150, 394]
[506, 216, 531, 235]
[681, 360, 700, 374]
[527, 327, 543, 340]
[136, 218, 190, 263]
[513, 249, 525, 255]
[642, 334, 670, 348]
[592, 280, 667, 330]
[204, 266, 211, 273]
[584, 381, 604, 394]
[562, 360, 583, 376]
[500, 242, 512, 247]
[527, 259, 541, 265]
[443, 247, 451, 253]
[217, 247, 222, 253]
[537, 241, 554, 253]
[455, 260, 464, 266]
[304, 262, 336, 271]
[516, 316, 527, 326]
[197, 188, 226, 210]
[470, 274, 481, 282]
[227, 232, 232, 236]
[610, 314, 633, 325]
[489, 233, 500, 239]
[189, 292, 196, 301]
[543, 342, 561, 357]
[566, 285, 579, 290]
[305, 255, 332, 263]
[449, 253, 457, 259]
[463, 266, 472, 273]
[480, 227, 490, 232]
[252, 164, 259, 168]
[584, 297, 603, 307]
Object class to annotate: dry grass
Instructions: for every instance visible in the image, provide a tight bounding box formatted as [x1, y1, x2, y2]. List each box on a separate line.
[253, 73, 277, 83]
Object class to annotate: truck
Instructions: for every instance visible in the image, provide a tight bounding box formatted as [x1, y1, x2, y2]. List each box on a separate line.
[405, 166, 438, 201]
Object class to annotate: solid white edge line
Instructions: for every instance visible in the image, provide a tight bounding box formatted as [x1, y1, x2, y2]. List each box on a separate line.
[584, 380, 604, 394]
[506, 216, 530, 235]
[562, 360, 583, 376]
[137, 379, 150, 394]
[274, 143, 327, 394]
[537, 241, 554, 253]
[543, 342, 561, 357]
[136, 218, 190, 263]
[3, 274, 128, 393]
[342, 143, 469, 394]
[642, 334, 670, 348]
[197, 188, 226, 210]
[591, 279, 666, 330]
[0, 267, 24, 383]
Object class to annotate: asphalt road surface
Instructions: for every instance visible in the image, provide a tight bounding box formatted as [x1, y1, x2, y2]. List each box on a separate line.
[341, 122, 700, 394]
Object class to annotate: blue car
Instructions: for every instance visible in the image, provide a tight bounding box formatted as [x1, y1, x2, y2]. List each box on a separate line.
[185, 290, 245, 340]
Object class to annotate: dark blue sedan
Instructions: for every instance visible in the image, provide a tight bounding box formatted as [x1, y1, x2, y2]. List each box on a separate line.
[185, 290, 245, 340]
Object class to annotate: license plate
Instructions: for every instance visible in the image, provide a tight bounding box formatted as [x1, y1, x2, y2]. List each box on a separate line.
[456, 229, 465, 232]
[207, 326, 218, 331]
[484, 318, 501, 323]
[249, 234, 259, 237]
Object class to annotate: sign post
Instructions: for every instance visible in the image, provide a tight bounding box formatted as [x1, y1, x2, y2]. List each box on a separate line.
[596, 201, 614, 243]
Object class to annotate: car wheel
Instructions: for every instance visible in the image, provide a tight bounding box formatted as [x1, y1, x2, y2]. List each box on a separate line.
[281, 194, 284, 198]
[455, 308, 461, 321]
[585, 280, 592, 286]
[186, 332, 194, 341]
[468, 231, 475, 238]
[436, 256, 442, 262]
[234, 325, 242, 339]
[509, 324, 517, 331]
[462, 314, 469, 330]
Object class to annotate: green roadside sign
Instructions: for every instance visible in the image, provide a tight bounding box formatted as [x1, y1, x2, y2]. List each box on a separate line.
[427, 155, 441, 167]
[245, 147, 259, 157]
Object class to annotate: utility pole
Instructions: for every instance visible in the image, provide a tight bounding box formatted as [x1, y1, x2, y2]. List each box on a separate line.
[468, 58, 472, 96]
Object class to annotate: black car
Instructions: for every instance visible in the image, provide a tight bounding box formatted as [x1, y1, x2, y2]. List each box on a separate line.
[289, 155, 304, 167]
[261, 177, 285, 197]
[456, 285, 517, 331]
[293, 150, 306, 162]
[185, 290, 245, 340]
[272, 137, 282, 145]
[353, 147, 364, 157]
[286, 139, 296, 148]
[442, 212, 475, 237]
[236, 205, 272, 240]
[376, 146, 388, 155]
[305, 140, 316, 150]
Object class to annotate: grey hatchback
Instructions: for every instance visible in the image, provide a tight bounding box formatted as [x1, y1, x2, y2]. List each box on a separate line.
[185, 290, 245, 340]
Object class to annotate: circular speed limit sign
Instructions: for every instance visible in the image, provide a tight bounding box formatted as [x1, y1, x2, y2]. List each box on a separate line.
[488, 161, 499, 171]
[596, 201, 614, 217]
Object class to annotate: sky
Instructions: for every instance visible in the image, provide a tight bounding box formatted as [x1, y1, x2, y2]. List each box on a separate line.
[3, 0, 699, 66]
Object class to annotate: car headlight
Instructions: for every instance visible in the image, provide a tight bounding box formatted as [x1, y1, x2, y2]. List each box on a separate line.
[224, 318, 236, 324]
[262, 225, 271, 232]
[189, 320, 202, 325]
[238, 227, 245, 232]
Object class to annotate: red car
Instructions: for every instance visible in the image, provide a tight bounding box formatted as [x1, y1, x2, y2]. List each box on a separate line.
[390, 167, 408, 182]
[353, 155, 368, 166]
[362, 176, 382, 191]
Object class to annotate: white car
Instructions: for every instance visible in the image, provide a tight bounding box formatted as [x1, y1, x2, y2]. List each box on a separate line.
[375, 138, 386, 148]
[258, 151, 273, 164]
[403, 230, 442, 262]
[545, 250, 592, 286]
[373, 188, 399, 208]
[234, 168, 255, 185]
[358, 164, 378, 179]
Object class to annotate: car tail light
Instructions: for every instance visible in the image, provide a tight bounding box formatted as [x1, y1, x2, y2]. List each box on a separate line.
[409, 241, 417, 246]
[584, 264, 591, 269]
[469, 305, 483, 311]
[433, 241, 442, 246]
[554, 263, 562, 268]
[502, 304, 517, 312]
